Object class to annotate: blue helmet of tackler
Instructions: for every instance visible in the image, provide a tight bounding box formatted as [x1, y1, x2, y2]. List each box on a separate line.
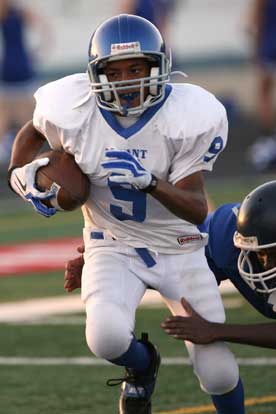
[87, 14, 171, 115]
[234, 181, 276, 294]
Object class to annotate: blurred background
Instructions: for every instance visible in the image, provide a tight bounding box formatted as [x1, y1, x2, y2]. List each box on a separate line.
[1, 2, 276, 412]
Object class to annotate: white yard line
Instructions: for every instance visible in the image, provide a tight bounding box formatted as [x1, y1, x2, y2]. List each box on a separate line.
[0, 357, 275, 366]
[0, 290, 163, 323]
[0, 295, 84, 322]
[0, 281, 238, 323]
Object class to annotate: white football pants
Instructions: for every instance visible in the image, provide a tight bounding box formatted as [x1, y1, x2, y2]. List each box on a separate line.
[82, 232, 239, 396]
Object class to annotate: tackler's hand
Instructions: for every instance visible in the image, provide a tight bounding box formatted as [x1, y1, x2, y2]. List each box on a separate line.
[64, 245, 85, 293]
[101, 150, 152, 190]
[9, 158, 56, 217]
[161, 297, 216, 344]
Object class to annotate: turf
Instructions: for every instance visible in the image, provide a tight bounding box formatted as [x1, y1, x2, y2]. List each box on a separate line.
[0, 306, 276, 413]
[0, 206, 83, 244]
[0, 271, 66, 302]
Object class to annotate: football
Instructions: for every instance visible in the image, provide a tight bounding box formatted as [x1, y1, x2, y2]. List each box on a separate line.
[35, 150, 90, 211]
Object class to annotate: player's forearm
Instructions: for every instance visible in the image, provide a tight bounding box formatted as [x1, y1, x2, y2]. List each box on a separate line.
[8, 121, 46, 171]
[212, 322, 276, 349]
[150, 178, 207, 224]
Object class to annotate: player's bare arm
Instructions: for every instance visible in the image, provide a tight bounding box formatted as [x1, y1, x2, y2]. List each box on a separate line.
[206, 321, 276, 349]
[161, 297, 276, 349]
[8, 120, 46, 170]
[150, 171, 207, 225]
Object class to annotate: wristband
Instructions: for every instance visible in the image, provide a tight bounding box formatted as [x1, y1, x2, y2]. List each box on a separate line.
[7, 165, 21, 193]
[141, 174, 158, 193]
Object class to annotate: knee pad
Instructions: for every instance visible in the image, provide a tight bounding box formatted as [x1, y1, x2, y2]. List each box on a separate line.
[191, 342, 239, 395]
[85, 301, 133, 360]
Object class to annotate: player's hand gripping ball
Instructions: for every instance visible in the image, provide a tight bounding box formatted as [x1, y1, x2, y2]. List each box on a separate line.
[35, 150, 90, 213]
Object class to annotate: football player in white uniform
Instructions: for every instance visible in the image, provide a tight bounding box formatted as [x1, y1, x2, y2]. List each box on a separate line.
[8, 14, 245, 414]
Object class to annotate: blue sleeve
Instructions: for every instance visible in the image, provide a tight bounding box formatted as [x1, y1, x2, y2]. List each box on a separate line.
[205, 255, 226, 285]
[199, 203, 240, 284]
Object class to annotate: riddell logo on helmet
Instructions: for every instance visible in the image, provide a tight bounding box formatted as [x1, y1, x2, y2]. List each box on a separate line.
[111, 42, 141, 55]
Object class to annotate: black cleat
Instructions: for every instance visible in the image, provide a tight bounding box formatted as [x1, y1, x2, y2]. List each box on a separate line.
[107, 333, 160, 414]
[118, 333, 160, 414]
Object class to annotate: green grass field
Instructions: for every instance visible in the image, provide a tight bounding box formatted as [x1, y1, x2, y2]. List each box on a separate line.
[1, 179, 276, 413]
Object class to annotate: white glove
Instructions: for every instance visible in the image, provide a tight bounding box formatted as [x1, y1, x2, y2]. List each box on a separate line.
[101, 150, 152, 190]
[9, 158, 57, 217]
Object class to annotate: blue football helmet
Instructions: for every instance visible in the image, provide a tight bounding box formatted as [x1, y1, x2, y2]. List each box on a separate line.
[87, 14, 171, 116]
[234, 181, 276, 295]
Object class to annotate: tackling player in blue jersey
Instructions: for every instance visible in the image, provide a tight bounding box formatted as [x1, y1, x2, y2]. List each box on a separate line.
[162, 181, 276, 348]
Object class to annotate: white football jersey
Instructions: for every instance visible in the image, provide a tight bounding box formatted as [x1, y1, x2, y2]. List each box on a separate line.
[33, 73, 228, 254]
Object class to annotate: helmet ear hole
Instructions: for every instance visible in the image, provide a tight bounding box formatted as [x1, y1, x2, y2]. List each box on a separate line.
[149, 67, 159, 95]
[98, 74, 112, 101]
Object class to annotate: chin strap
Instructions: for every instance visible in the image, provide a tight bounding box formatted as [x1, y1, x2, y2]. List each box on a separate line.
[119, 92, 140, 116]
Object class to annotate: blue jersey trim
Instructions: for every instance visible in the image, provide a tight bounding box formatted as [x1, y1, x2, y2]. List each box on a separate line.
[99, 84, 172, 139]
